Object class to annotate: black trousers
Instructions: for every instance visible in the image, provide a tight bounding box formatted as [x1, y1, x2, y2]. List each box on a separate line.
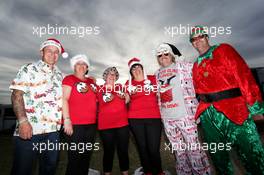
[64, 124, 96, 175]
[100, 126, 129, 173]
[129, 119, 163, 175]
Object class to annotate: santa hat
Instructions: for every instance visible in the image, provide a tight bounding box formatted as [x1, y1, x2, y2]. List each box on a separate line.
[40, 38, 68, 58]
[127, 58, 148, 90]
[70, 54, 90, 70]
[189, 25, 208, 42]
[156, 43, 182, 58]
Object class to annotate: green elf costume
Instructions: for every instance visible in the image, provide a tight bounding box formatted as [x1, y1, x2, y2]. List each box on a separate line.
[191, 25, 264, 174]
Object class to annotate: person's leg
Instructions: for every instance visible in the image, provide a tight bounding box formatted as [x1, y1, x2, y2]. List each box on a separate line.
[116, 126, 129, 173]
[129, 119, 152, 174]
[162, 118, 192, 175]
[64, 133, 77, 175]
[100, 128, 116, 173]
[39, 132, 60, 175]
[80, 124, 97, 174]
[179, 115, 211, 175]
[145, 119, 163, 175]
[65, 125, 90, 175]
[234, 116, 264, 174]
[199, 106, 233, 175]
[11, 136, 38, 175]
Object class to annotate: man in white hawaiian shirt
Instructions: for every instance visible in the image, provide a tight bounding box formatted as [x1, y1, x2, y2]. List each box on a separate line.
[9, 38, 68, 175]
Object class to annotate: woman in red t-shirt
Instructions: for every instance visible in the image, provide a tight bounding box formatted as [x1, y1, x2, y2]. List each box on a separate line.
[126, 58, 164, 175]
[97, 67, 129, 175]
[62, 54, 98, 175]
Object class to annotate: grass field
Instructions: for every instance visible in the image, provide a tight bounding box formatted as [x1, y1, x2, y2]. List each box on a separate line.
[1, 122, 264, 175]
[0, 129, 176, 175]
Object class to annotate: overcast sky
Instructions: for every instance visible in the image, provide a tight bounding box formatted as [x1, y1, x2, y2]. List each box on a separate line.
[0, 0, 263, 104]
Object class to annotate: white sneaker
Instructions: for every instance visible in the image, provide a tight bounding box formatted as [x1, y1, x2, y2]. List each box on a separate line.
[88, 168, 100, 175]
[163, 170, 171, 175]
[133, 167, 144, 175]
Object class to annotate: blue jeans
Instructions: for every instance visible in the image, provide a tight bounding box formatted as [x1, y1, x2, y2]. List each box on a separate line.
[11, 132, 60, 175]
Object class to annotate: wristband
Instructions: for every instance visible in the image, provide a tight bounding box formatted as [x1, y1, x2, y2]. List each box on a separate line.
[64, 118, 71, 124]
[18, 118, 28, 125]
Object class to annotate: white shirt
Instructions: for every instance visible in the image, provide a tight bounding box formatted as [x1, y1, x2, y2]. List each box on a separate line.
[156, 62, 198, 119]
[10, 60, 63, 135]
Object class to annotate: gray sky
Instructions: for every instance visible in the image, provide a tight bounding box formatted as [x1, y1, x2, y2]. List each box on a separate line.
[0, 0, 263, 104]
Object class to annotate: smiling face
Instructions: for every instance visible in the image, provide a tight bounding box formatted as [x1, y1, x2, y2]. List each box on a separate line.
[191, 35, 211, 55]
[157, 52, 174, 68]
[74, 61, 88, 75]
[131, 64, 144, 79]
[41, 45, 60, 67]
[106, 70, 117, 85]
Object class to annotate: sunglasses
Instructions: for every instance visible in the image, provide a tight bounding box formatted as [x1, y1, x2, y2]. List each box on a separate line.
[157, 53, 169, 58]
[190, 35, 206, 43]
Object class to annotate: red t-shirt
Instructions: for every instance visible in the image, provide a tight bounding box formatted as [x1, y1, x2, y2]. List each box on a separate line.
[125, 75, 161, 119]
[97, 84, 128, 130]
[62, 75, 97, 125]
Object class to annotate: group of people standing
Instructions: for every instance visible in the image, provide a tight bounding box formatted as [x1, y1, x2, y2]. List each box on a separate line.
[9, 25, 264, 175]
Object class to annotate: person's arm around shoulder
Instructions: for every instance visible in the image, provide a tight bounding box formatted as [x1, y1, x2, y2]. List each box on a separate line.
[62, 85, 73, 136]
[121, 82, 130, 104]
[124, 93, 130, 104]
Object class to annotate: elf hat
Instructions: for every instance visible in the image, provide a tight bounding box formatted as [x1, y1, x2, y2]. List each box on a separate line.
[40, 38, 68, 58]
[70, 54, 90, 70]
[156, 43, 182, 58]
[189, 25, 208, 42]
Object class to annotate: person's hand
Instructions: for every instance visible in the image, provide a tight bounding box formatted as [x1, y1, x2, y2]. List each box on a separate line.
[253, 114, 264, 122]
[128, 86, 137, 95]
[64, 120, 73, 136]
[125, 93, 130, 104]
[18, 121, 33, 140]
[116, 91, 125, 99]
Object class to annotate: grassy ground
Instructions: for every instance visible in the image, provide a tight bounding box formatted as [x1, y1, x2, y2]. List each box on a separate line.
[0, 129, 176, 175]
[1, 122, 264, 175]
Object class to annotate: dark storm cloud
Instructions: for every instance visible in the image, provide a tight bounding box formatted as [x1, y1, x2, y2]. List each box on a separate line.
[0, 0, 263, 104]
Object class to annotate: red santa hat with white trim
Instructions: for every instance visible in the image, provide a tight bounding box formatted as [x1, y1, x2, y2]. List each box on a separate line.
[70, 54, 90, 70]
[127, 57, 148, 90]
[40, 38, 68, 58]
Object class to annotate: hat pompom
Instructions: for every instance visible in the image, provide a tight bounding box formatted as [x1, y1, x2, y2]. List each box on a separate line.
[62, 52, 69, 59]
[165, 43, 182, 57]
